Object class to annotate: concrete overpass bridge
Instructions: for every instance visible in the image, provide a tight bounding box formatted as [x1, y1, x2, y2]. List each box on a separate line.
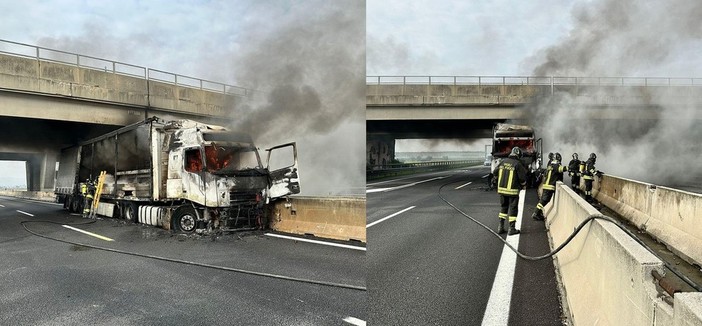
[0, 39, 252, 191]
[366, 75, 702, 166]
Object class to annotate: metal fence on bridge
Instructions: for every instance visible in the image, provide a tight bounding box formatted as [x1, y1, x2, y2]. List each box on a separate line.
[0, 38, 253, 97]
[367, 75, 702, 87]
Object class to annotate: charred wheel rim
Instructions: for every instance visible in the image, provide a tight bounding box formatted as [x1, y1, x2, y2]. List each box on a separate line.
[178, 213, 196, 233]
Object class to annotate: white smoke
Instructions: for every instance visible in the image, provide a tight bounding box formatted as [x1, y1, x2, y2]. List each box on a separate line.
[228, 1, 365, 196]
[522, 0, 702, 185]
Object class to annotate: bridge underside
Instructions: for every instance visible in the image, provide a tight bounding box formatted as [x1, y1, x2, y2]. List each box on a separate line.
[0, 116, 120, 191]
[367, 119, 497, 139]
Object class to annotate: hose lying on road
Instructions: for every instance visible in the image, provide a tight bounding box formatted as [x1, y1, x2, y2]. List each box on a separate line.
[21, 220, 366, 292]
[438, 181, 702, 291]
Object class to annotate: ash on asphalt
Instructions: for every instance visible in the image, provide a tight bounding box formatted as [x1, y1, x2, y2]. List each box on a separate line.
[100, 217, 269, 244]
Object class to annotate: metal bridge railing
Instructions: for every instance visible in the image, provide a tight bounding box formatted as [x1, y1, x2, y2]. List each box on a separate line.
[0, 38, 253, 97]
[366, 75, 702, 87]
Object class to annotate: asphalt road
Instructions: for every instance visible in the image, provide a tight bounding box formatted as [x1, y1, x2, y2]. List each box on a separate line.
[367, 166, 564, 325]
[0, 196, 366, 325]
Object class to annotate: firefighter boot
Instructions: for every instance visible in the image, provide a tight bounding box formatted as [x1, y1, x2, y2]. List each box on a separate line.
[532, 210, 544, 221]
[497, 219, 506, 234]
[508, 221, 520, 235]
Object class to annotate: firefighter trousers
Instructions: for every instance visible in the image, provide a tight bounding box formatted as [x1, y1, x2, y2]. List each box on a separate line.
[571, 175, 580, 190]
[584, 179, 593, 197]
[499, 194, 519, 222]
[536, 189, 554, 213]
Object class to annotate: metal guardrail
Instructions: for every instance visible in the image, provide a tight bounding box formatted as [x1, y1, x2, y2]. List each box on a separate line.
[0, 39, 252, 97]
[367, 75, 702, 87]
[367, 160, 482, 179]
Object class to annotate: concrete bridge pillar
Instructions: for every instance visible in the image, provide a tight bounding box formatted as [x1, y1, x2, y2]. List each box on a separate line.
[367, 135, 395, 167]
[25, 151, 58, 192]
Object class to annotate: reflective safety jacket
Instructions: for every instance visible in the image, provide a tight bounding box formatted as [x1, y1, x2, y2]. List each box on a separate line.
[542, 162, 567, 191]
[80, 183, 87, 195]
[582, 159, 597, 180]
[493, 156, 527, 196]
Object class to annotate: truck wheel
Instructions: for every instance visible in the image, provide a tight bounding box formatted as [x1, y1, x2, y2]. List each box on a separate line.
[173, 206, 197, 234]
[124, 203, 138, 222]
[69, 196, 81, 213]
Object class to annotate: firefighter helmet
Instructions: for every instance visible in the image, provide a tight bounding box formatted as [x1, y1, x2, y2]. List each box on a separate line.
[555, 152, 562, 162]
[572, 153, 579, 160]
[548, 152, 553, 160]
[510, 147, 522, 158]
[589, 153, 597, 160]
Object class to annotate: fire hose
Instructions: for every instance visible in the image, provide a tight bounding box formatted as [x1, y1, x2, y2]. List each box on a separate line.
[21, 220, 366, 292]
[437, 181, 702, 292]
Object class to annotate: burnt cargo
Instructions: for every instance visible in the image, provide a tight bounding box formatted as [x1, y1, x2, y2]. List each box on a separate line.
[55, 116, 300, 233]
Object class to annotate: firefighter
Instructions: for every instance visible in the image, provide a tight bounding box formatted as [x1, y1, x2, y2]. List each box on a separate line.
[532, 152, 567, 221]
[81, 179, 94, 217]
[493, 147, 527, 235]
[582, 153, 598, 203]
[568, 153, 581, 194]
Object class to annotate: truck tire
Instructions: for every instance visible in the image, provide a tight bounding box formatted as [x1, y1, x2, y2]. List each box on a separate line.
[69, 196, 81, 213]
[173, 206, 197, 234]
[123, 202, 138, 223]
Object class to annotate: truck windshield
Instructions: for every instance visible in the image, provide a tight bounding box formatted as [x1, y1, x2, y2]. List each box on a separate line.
[204, 145, 262, 174]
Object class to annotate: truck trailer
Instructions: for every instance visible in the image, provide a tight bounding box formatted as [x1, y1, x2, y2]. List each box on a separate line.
[489, 123, 542, 188]
[55, 116, 300, 233]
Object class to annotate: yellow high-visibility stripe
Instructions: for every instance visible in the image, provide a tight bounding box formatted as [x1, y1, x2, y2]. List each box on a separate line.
[507, 170, 514, 192]
[544, 169, 552, 186]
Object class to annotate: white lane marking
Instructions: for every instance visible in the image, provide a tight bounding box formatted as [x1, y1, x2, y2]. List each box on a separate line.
[366, 206, 415, 228]
[343, 316, 366, 326]
[366, 176, 448, 193]
[16, 210, 34, 217]
[0, 204, 5, 207]
[481, 189, 525, 326]
[264, 233, 366, 251]
[455, 181, 472, 190]
[62, 225, 114, 242]
[366, 187, 392, 193]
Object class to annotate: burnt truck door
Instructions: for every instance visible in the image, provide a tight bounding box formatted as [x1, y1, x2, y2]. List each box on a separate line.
[265, 142, 300, 200]
[182, 147, 207, 204]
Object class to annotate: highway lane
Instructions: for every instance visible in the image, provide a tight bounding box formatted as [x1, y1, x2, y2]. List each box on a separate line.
[367, 166, 563, 325]
[0, 196, 365, 325]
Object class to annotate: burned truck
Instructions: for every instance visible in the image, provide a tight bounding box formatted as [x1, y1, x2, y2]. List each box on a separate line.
[55, 117, 300, 233]
[488, 123, 543, 188]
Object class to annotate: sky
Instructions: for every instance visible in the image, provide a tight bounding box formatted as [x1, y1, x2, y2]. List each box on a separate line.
[0, 0, 365, 194]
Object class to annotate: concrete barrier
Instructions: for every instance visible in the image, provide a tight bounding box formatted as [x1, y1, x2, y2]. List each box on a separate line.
[545, 183, 667, 325]
[0, 190, 56, 202]
[545, 183, 702, 325]
[269, 196, 365, 243]
[594, 175, 702, 268]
